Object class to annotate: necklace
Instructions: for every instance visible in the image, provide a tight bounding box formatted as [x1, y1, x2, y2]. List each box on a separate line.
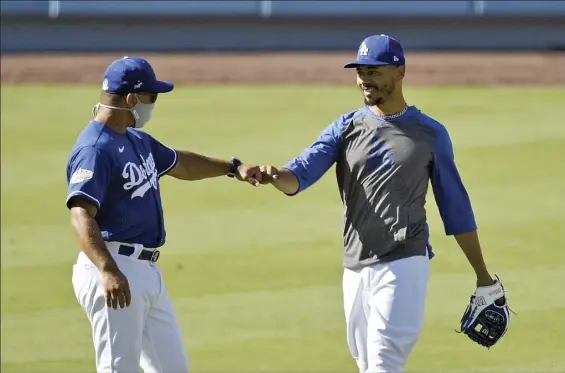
[371, 105, 409, 120]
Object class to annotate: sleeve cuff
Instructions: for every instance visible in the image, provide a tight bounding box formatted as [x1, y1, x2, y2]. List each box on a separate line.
[159, 147, 178, 177]
[445, 224, 477, 236]
[66, 191, 101, 210]
[281, 167, 301, 196]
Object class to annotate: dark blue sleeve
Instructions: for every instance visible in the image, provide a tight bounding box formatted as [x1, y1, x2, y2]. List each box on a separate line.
[66, 146, 112, 211]
[430, 126, 477, 235]
[149, 136, 178, 177]
[282, 116, 345, 195]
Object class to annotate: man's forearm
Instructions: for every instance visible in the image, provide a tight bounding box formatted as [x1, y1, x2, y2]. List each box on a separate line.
[271, 168, 300, 195]
[70, 208, 119, 273]
[455, 230, 493, 285]
[174, 151, 231, 180]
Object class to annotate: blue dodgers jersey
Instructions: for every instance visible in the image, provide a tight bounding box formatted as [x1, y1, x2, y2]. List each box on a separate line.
[66, 120, 178, 248]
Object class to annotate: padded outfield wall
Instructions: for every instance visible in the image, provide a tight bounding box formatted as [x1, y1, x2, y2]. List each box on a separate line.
[1, 1, 565, 52]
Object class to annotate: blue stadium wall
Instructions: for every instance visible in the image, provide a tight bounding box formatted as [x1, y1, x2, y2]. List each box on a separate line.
[1, 1, 565, 52]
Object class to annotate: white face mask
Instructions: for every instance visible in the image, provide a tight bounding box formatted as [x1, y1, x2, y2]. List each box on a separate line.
[93, 94, 155, 129]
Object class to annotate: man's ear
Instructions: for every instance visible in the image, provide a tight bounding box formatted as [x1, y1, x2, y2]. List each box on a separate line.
[398, 66, 406, 80]
[125, 93, 137, 107]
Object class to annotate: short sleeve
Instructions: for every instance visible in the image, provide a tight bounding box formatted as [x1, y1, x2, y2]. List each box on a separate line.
[149, 137, 178, 177]
[66, 146, 112, 210]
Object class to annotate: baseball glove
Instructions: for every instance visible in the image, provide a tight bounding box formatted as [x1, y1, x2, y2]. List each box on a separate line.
[457, 276, 512, 348]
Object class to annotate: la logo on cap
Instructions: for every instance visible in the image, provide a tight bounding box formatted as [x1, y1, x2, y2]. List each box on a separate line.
[102, 78, 109, 91]
[358, 42, 369, 57]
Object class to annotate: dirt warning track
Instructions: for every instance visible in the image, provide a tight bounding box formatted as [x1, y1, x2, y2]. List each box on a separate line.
[2, 51, 564, 85]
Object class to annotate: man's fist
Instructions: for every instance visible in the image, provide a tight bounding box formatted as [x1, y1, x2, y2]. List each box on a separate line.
[236, 164, 263, 186]
[259, 164, 280, 184]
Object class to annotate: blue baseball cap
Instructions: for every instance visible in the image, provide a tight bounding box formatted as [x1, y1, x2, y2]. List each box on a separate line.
[344, 34, 405, 68]
[101, 56, 174, 95]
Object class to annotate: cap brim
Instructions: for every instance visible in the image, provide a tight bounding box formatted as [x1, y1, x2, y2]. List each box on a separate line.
[343, 60, 391, 68]
[151, 80, 174, 94]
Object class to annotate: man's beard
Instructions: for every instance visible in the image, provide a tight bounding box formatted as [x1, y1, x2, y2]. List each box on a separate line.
[362, 83, 394, 106]
[364, 96, 383, 106]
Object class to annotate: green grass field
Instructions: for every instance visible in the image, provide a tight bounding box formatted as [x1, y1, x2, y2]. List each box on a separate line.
[2, 84, 564, 373]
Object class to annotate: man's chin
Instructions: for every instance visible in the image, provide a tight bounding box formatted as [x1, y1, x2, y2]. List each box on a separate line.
[364, 94, 387, 106]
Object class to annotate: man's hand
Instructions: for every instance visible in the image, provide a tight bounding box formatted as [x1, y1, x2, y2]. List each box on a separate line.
[256, 164, 300, 195]
[240, 163, 299, 195]
[259, 164, 280, 184]
[101, 268, 131, 309]
[236, 164, 264, 187]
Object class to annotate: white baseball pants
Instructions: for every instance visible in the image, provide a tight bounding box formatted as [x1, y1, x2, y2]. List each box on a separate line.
[343, 255, 430, 373]
[71, 242, 189, 373]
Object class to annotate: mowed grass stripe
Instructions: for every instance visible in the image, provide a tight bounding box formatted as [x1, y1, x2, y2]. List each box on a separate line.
[1, 242, 343, 314]
[0, 199, 343, 269]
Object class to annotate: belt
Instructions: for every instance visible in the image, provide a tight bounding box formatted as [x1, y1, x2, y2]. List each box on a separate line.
[117, 244, 161, 263]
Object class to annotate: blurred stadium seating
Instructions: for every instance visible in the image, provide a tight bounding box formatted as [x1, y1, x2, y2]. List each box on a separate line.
[1, 1, 564, 51]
